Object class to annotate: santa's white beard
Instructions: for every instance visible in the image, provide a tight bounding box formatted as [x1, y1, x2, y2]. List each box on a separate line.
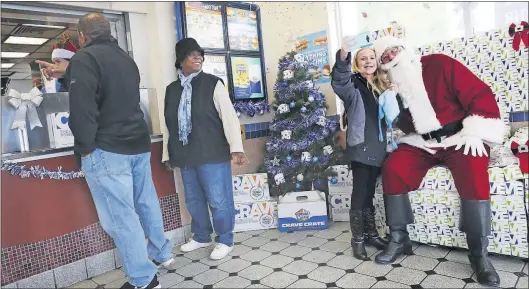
[386, 53, 428, 109]
[382, 52, 442, 134]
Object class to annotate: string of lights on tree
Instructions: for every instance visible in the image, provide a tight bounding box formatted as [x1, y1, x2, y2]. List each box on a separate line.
[260, 51, 344, 196]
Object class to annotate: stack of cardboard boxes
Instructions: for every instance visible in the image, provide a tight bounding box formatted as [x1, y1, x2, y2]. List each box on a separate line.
[232, 173, 278, 232]
[327, 165, 353, 222]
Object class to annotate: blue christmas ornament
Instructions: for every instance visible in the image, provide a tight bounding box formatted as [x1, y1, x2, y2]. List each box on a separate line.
[296, 183, 301, 189]
[281, 82, 288, 87]
[290, 101, 296, 108]
[301, 106, 307, 113]
[315, 179, 323, 186]
[312, 156, 319, 163]
[330, 177, 338, 184]
[286, 155, 292, 161]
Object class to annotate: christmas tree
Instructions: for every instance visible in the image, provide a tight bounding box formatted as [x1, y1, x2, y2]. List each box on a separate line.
[263, 51, 343, 196]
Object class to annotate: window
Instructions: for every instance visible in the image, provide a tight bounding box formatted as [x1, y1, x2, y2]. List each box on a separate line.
[175, 1, 267, 102]
[471, 2, 529, 34]
[338, 2, 466, 49]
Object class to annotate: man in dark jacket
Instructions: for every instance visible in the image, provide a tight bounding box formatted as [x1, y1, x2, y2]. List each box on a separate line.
[37, 13, 171, 289]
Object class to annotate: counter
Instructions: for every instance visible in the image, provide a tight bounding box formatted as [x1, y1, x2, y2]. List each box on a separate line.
[1, 135, 184, 288]
[1, 87, 183, 288]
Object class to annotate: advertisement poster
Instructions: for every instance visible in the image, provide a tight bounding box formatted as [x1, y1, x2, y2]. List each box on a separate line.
[185, 2, 224, 49]
[296, 30, 331, 84]
[202, 54, 229, 92]
[231, 56, 264, 100]
[227, 7, 259, 51]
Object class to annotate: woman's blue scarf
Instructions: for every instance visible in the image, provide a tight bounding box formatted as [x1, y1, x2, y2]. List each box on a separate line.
[177, 70, 201, 145]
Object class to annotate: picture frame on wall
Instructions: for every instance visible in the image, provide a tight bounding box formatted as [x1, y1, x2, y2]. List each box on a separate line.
[176, 1, 267, 102]
[230, 56, 265, 100]
[202, 53, 229, 92]
[182, 2, 225, 49]
[226, 6, 260, 51]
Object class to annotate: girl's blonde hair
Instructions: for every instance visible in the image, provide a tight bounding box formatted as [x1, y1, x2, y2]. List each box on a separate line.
[352, 48, 390, 95]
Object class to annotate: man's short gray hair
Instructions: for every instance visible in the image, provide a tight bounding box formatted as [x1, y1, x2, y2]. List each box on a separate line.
[78, 12, 111, 39]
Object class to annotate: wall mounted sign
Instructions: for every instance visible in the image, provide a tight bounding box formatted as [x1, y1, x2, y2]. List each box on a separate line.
[231, 56, 264, 100]
[227, 7, 259, 51]
[184, 2, 224, 49]
[296, 30, 331, 84]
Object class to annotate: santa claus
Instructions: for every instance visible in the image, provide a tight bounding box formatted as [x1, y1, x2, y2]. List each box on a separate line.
[372, 36, 504, 286]
[39, 33, 78, 93]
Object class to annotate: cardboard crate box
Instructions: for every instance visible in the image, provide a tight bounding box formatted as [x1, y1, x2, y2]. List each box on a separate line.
[328, 165, 353, 195]
[278, 191, 329, 232]
[328, 194, 351, 222]
[234, 200, 278, 232]
[232, 173, 270, 203]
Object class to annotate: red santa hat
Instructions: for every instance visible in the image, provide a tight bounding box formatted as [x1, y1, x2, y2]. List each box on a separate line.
[511, 140, 529, 173]
[51, 33, 78, 61]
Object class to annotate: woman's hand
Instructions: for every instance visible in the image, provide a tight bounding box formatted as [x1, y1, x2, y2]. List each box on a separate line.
[163, 161, 174, 172]
[340, 35, 356, 61]
[231, 152, 249, 166]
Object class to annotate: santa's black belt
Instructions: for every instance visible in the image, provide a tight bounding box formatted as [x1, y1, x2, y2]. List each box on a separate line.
[421, 119, 464, 143]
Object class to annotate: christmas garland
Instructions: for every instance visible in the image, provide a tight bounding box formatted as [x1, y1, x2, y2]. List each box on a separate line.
[1, 160, 84, 180]
[233, 100, 271, 117]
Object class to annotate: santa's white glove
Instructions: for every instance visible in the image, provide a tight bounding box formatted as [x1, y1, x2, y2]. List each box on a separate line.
[452, 136, 488, 157]
[341, 35, 357, 53]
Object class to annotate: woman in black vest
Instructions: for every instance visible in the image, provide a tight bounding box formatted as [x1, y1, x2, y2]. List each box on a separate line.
[332, 36, 397, 260]
[162, 38, 246, 261]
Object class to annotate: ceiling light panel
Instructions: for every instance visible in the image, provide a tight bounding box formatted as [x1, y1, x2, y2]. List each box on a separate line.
[4, 36, 48, 45]
[1, 63, 15, 69]
[22, 24, 66, 29]
[1, 52, 29, 58]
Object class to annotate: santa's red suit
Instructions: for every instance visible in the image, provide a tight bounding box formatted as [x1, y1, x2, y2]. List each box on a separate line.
[371, 36, 502, 287]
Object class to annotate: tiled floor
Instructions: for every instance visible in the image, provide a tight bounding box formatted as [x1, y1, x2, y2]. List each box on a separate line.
[68, 222, 528, 289]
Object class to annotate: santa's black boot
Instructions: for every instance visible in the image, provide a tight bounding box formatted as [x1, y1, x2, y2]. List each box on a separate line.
[350, 209, 368, 260]
[460, 199, 500, 287]
[375, 194, 415, 264]
[363, 207, 389, 250]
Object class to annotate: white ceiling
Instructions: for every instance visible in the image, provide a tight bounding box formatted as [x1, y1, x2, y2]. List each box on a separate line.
[1, 12, 79, 80]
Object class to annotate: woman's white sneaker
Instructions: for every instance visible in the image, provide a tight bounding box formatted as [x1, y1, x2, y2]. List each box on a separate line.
[180, 239, 212, 252]
[210, 244, 233, 260]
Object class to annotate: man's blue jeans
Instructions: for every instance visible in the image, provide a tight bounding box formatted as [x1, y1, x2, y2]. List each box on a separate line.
[180, 161, 235, 246]
[81, 149, 173, 287]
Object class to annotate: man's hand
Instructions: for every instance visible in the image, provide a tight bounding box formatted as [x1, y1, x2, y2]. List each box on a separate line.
[231, 152, 248, 166]
[35, 60, 67, 80]
[454, 136, 488, 157]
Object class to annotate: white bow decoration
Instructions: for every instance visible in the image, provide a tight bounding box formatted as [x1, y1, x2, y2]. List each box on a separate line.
[8, 87, 44, 130]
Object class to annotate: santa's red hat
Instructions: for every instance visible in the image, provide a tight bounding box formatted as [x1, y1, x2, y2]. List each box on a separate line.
[51, 33, 78, 60]
[511, 140, 529, 173]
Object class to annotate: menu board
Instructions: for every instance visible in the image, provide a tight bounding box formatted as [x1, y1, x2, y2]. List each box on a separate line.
[231, 56, 264, 100]
[202, 54, 229, 92]
[296, 30, 331, 84]
[185, 2, 224, 49]
[227, 7, 259, 51]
